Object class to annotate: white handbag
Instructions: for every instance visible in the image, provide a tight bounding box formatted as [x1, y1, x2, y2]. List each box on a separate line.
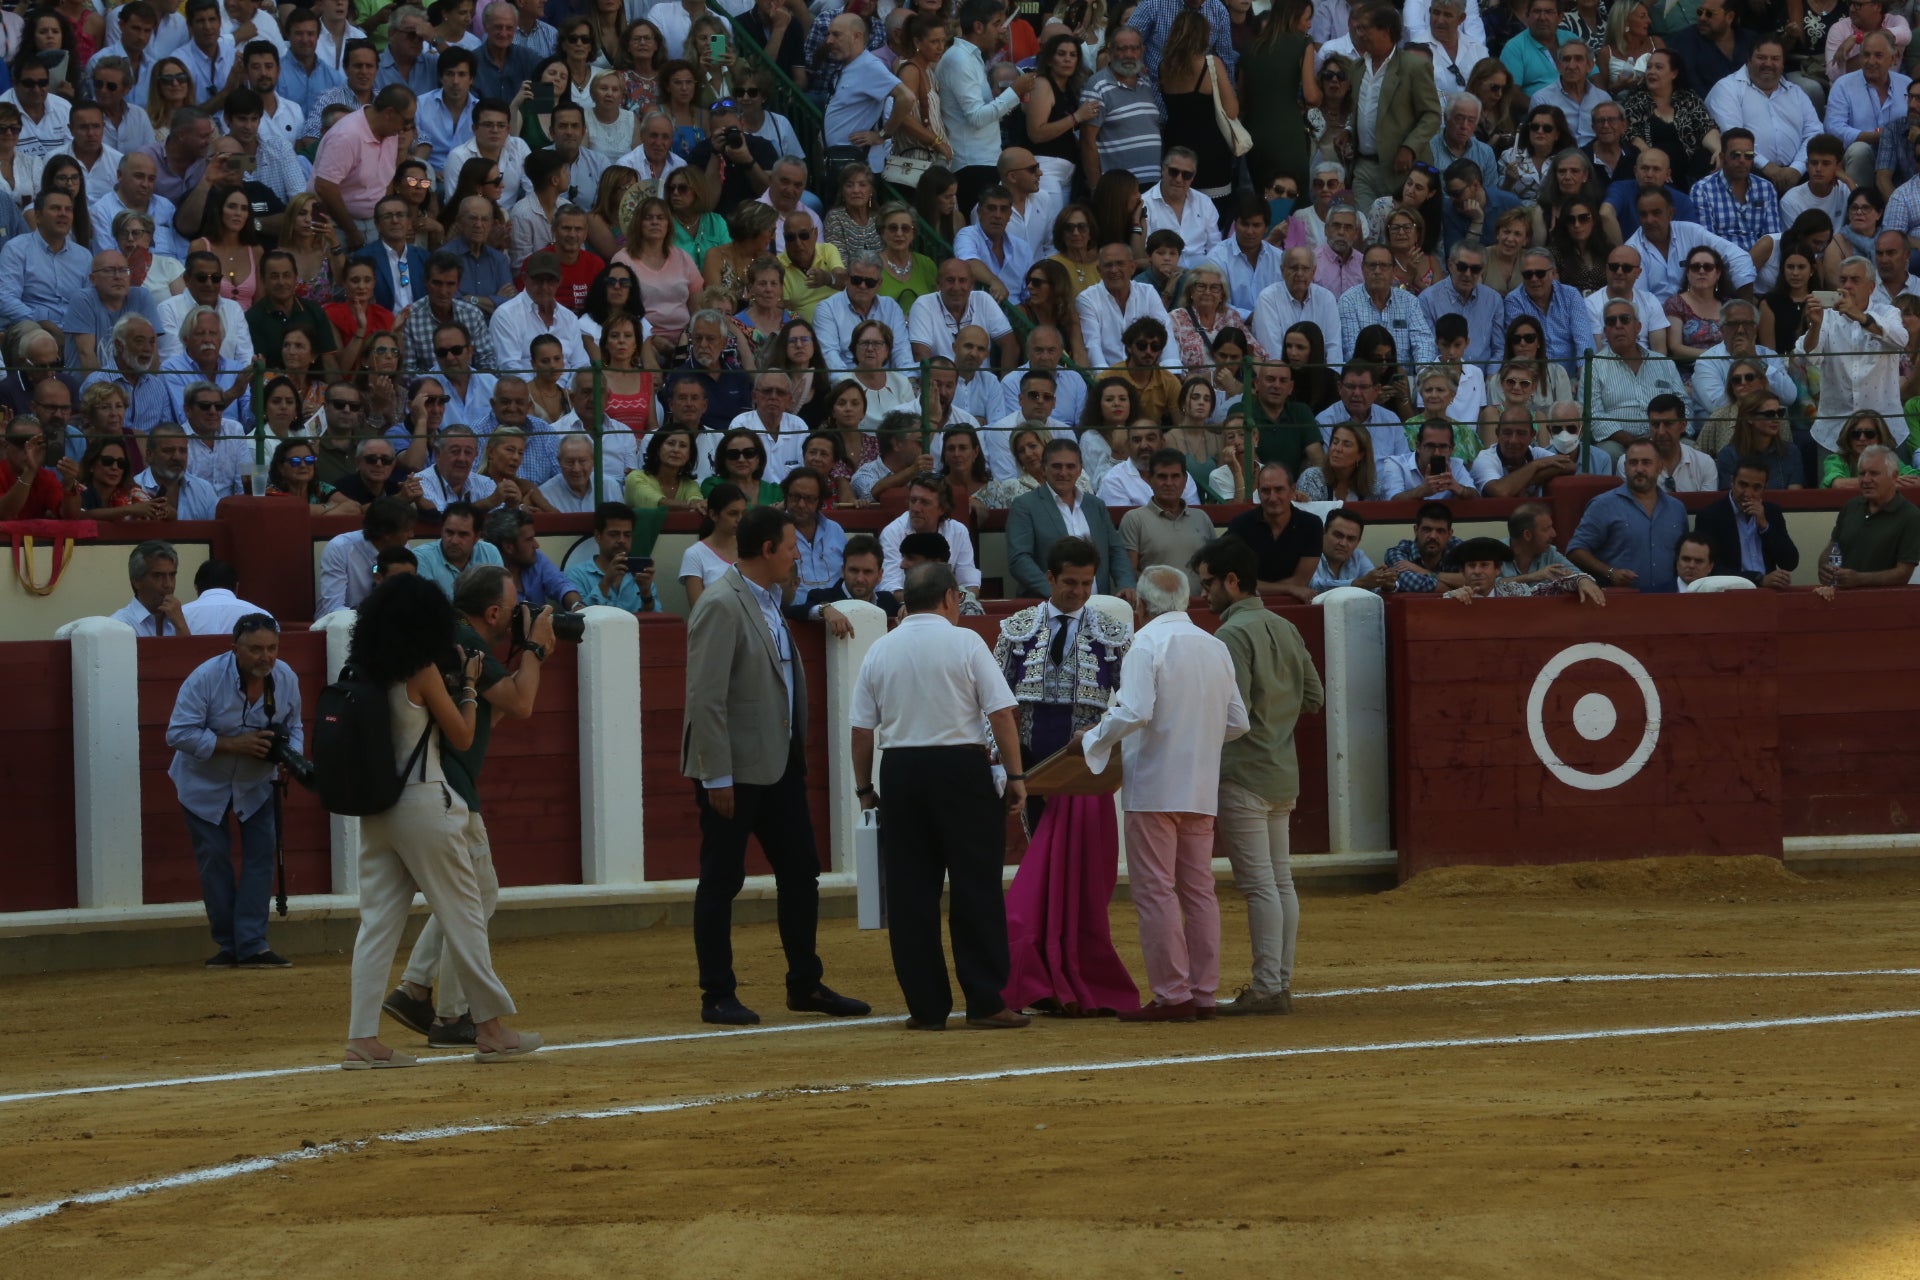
[1207, 56, 1253, 158]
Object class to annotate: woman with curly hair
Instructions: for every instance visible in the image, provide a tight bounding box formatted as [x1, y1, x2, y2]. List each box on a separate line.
[625, 424, 707, 511]
[1618, 49, 1719, 188]
[576, 261, 644, 360]
[342, 572, 541, 1070]
[1019, 258, 1087, 365]
[621, 19, 668, 111]
[702, 199, 777, 305]
[1170, 262, 1262, 373]
[801, 430, 859, 508]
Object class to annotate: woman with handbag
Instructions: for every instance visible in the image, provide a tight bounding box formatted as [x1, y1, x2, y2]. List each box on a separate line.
[1155, 11, 1240, 199]
[888, 14, 953, 185]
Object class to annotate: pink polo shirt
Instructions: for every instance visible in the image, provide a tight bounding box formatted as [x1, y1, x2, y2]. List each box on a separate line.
[311, 107, 398, 218]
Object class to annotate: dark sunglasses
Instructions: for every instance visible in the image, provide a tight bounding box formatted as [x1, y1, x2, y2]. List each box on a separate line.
[189, 398, 221, 410]
[1520, 268, 1549, 280]
[848, 274, 879, 287]
[91, 77, 123, 91]
[17, 78, 49, 89]
[328, 398, 363, 410]
[191, 272, 222, 283]
[1165, 167, 1196, 180]
[1850, 428, 1882, 440]
[789, 229, 814, 240]
[419, 393, 451, 405]
[724, 447, 761, 459]
[1453, 262, 1483, 274]
[94, 454, 127, 468]
[1606, 262, 1637, 273]
[1750, 407, 1787, 419]
[1132, 338, 1165, 351]
[285, 453, 317, 465]
[363, 453, 397, 464]
[435, 344, 469, 357]
[1603, 314, 1635, 326]
[564, 31, 593, 42]
[157, 72, 189, 85]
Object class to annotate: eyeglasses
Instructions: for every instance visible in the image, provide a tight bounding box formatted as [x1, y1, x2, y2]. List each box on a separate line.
[92, 265, 131, 276]
[1453, 262, 1483, 274]
[418, 393, 450, 405]
[1520, 268, 1549, 280]
[1165, 167, 1195, 180]
[1850, 428, 1881, 440]
[435, 344, 468, 357]
[1606, 262, 1637, 273]
[363, 453, 396, 464]
[285, 454, 317, 465]
[95, 455, 127, 469]
[848, 274, 878, 287]
[189, 398, 221, 410]
[724, 447, 760, 459]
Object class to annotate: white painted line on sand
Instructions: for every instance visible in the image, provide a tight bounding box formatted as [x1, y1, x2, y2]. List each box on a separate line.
[4, 1004, 1916, 1232]
[5, 967, 1917, 1108]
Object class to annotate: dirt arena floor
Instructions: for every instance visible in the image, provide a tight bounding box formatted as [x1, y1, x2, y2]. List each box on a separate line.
[6, 855, 1920, 1278]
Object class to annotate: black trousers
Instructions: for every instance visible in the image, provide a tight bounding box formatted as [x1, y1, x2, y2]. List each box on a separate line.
[693, 745, 824, 1003]
[878, 746, 1009, 1022]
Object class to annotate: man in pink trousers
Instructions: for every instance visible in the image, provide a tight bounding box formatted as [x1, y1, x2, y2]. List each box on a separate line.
[1075, 564, 1249, 1022]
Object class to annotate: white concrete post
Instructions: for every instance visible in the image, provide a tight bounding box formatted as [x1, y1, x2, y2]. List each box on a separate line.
[1318, 587, 1390, 854]
[315, 609, 360, 895]
[56, 617, 143, 908]
[579, 606, 644, 885]
[822, 600, 888, 874]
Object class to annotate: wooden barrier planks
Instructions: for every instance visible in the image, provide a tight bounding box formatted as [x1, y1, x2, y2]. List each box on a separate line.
[2, 640, 78, 910]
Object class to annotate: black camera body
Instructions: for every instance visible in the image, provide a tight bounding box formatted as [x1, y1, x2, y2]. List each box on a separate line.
[723, 126, 745, 148]
[512, 602, 586, 648]
[267, 729, 317, 790]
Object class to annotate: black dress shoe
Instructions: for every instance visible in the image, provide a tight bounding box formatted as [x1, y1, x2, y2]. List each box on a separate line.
[382, 986, 436, 1036]
[702, 996, 761, 1025]
[237, 949, 293, 969]
[204, 950, 237, 969]
[786, 985, 872, 1017]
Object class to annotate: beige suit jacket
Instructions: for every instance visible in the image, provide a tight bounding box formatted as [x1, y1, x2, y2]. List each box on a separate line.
[680, 567, 806, 787]
[1372, 51, 1442, 164]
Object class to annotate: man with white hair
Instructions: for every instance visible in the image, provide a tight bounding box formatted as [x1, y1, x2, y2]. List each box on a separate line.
[81, 314, 169, 435]
[1820, 444, 1920, 592]
[1430, 91, 1497, 178]
[1254, 247, 1344, 364]
[1584, 245, 1670, 354]
[727, 368, 810, 481]
[1798, 254, 1907, 453]
[1529, 40, 1613, 146]
[1415, 0, 1487, 113]
[157, 249, 253, 362]
[160, 304, 253, 426]
[1590, 298, 1685, 458]
[537, 433, 600, 513]
[1072, 563, 1248, 1023]
[1689, 299, 1796, 421]
[1704, 36, 1821, 194]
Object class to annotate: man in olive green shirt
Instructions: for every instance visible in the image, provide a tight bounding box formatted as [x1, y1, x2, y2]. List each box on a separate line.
[1191, 534, 1324, 1016]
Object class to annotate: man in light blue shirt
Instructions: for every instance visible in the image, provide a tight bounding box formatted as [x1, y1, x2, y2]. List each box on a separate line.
[822, 15, 911, 152]
[1503, 248, 1593, 374]
[412, 501, 505, 596]
[413, 47, 477, 172]
[165, 611, 302, 967]
[934, 1, 1034, 207]
[278, 8, 346, 114]
[782, 467, 847, 595]
[1315, 362, 1411, 462]
[565, 501, 659, 613]
[1420, 242, 1504, 367]
[135, 424, 223, 519]
[1205, 195, 1285, 313]
[1337, 245, 1438, 370]
[62, 250, 160, 368]
[110, 539, 191, 636]
[0, 190, 90, 327]
[1568, 438, 1690, 593]
[1309, 507, 1387, 593]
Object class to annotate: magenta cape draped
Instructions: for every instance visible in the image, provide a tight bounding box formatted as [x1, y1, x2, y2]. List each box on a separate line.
[1001, 793, 1142, 1014]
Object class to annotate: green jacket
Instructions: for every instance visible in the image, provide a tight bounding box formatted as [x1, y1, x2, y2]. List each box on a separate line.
[1370, 53, 1443, 167]
[1215, 595, 1324, 804]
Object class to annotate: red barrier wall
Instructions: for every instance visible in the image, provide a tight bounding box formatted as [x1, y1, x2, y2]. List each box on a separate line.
[486, 642, 584, 887]
[4, 640, 77, 911]
[1390, 591, 1790, 877]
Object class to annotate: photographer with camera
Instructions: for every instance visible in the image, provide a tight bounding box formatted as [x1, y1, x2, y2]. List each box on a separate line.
[165, 613, 304, 969]
[381, 564, 557, 1047]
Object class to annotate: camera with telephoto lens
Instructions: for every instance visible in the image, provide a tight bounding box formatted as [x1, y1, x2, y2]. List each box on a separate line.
[512, 602, 586, 648]
[266, 729, 317, 790]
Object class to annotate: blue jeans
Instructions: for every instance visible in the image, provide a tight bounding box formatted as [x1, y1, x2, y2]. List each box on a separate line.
[182, 802, 276, 958]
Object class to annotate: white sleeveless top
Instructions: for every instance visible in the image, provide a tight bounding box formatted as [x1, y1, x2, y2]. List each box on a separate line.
[388, 680, 446, 786]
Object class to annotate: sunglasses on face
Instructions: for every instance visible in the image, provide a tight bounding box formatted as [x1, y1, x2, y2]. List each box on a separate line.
[329, 398, 362, 411]
[1607, 262, 1637, 273]
[419, 393, 450, 406]
[436, 344, 468, 358]
[848, 274, 878, 287]
[1529, 122, 1556, 132]
[363, 453, 396, 464]
[157, 72, 189, 85]
[95, 455, 127, 469]
[1751, 407, 1786, 419]
[285, 454, 317, 465]
[1165, 167, 1195, 181]
[1604, 314, 1635, 326]
[92, 77, 123, 91]
[1521, 269, 1549, 280]
[789, 229, 814, 240]
[1851, 428, 1881, 440]
[1732, 373, 1760, 384]
[724, 447, 760, 459]
[737, 87, 763, 97]
[189, 398, 221, 410]
[1132, 338, 1165, 351]
[1453, 262, 1483, 274]
[564, 31, 593, 42]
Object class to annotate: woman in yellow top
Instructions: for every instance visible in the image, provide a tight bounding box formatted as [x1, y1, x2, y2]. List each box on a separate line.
[624, 426, 708, 511]
[1049, 203, 1101, 295]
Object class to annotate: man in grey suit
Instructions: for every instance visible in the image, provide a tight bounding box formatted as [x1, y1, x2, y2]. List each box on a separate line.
[681, 505, 871, 1026]
[1005, 438, 1137, 599]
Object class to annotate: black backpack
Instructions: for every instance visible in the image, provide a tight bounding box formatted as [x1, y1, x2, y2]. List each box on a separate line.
[311, 665, 433, 816]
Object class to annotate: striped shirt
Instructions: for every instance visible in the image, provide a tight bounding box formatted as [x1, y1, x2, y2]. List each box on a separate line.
[1082, 67, 1164, 186]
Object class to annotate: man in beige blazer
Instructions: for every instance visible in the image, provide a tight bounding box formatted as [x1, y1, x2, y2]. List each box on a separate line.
[681, 505, 872, 1026]
[1351, 4, 1443, 207]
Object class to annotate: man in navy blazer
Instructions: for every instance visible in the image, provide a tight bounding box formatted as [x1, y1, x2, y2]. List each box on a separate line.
[1693, 456, 1799, 587]
[1005, 437, 1136, 598]
[351, 195, 432, 313]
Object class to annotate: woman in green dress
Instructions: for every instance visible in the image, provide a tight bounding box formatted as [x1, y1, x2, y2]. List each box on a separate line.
[875, 202, 938, 313]
[1236, 0, 1320, 192]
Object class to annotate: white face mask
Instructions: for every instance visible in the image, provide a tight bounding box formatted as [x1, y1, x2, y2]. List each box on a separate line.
[1549, 429, 1581, 455]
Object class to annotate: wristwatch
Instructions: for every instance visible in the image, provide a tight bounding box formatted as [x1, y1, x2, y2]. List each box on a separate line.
[524, 641, 548, 661]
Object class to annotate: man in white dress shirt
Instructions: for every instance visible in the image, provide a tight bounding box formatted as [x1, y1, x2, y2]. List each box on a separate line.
[487, 251, 588, 377]
[1206, 194, 1285, 314]
[1140, 147, 1221, 267]
[1583, 245, 1670, 352]
[180, 560, 271, 637]
[909, 256, 1016, 364]
[992, 146, 1058, 256]
[1798, 254, 1908, 451]
[725, 370, 810, 482]
[1096, 424, 1202, 507]
[1625, 188, 1756, 300]
[1380, 419, 1479, 499]
[1076, 241, 1178, 370]
[110, 539, 191, 635]
[414, 424, 499, 512]
[157, 252, 254, 362]
[1072, 565, 1248, 1022]
[1705, 37, 1822, 194]
[934, 0, 1034, 211]
[953, 186, 1036, 304]
[1689, 300, 1797, 420]
[1254, 248, 1344, 364]
[878, 473, 981, 592]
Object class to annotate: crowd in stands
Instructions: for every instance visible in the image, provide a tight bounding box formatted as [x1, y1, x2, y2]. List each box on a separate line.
[5, 0, 1920, 613]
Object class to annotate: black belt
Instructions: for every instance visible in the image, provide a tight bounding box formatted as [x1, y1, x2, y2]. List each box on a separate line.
[1357, 152, 1379, 161]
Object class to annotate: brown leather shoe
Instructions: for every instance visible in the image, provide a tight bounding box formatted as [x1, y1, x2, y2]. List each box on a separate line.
[1116, 999, 1198, 1023]
[963, 1008, 1031, 1030]
[903, 1016, 948, 1030]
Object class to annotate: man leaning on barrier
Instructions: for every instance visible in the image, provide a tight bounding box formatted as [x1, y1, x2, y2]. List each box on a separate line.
[165, 612, 303, 969]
